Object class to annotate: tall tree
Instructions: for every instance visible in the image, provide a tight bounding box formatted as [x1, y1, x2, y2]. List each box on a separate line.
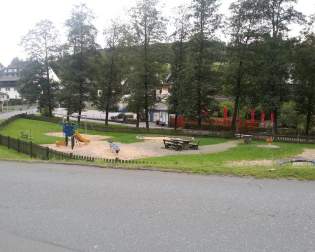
[92, 21, 126, 126]
[169, 5, 191, 130]
[258, 0, 304, 134]
[190, 0, 222, 128]
[226, 0, 264, 131]
[292, 17, 315, 136]
[65, 4, 97, 123]
[129, 0, 166, 129]
[21, 20, 59, 116]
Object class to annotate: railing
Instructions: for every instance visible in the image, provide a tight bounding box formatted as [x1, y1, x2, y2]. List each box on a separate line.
[251, 134, 315, 144]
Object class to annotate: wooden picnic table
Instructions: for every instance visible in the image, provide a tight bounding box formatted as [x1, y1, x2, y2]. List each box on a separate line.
[163, 138, 199, 151]
[235, 134, 253, 144]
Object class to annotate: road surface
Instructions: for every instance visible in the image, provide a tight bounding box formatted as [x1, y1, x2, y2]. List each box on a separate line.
[0, 161, 314, 252]
[0, 108, 37, 121]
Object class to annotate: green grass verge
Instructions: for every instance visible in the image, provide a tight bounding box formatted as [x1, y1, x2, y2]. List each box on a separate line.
[0, 145, 31, 160]
[143, 141, 315, 180]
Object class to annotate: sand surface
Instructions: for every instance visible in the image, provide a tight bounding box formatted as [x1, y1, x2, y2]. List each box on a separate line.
[43, 133, 238, 160]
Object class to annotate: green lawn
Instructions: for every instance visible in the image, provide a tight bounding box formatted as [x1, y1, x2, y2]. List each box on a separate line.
[2, 118, 315, 180]
[0, 145, 31, 160]
[143, 141, 315, 180]
[0, 118, 227, 145]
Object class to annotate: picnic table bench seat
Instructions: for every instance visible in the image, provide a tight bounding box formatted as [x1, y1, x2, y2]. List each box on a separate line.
[163, 139, 200, 151]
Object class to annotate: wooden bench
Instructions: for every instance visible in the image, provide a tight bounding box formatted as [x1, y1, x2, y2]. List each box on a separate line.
[163, 139, 184, 151]
[235, 134, 253, 144]
[163, 139, 200, 151]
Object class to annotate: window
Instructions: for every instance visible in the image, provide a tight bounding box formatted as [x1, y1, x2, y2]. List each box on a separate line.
[5, 88, 10, 91]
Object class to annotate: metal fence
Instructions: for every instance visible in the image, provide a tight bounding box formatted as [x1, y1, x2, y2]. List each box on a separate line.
[0, 114, 156, 166]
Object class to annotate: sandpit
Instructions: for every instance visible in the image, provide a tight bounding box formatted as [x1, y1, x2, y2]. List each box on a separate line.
[43, 132, 237, 160]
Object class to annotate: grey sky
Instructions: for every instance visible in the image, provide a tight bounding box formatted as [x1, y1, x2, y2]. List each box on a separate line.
[0, 0, 314, 66]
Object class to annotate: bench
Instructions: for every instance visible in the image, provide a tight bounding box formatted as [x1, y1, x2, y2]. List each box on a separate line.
[163, 139, 184, 151]
[163, 139, 200, 151]
[235, 134, 253, 144]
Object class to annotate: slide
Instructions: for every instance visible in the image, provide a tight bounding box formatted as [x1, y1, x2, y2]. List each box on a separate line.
[56, 140, 66, 147]
[74, 132, 90, 143]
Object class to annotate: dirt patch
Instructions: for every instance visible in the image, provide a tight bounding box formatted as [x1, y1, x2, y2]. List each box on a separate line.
[257, 144, 280, 149]
[228, 160, 274, 167]
[43, 132, 238, 160]
[298, 149, 315, 160]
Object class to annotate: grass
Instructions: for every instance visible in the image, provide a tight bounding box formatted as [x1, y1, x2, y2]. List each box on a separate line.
[1, 118, 315, 180]
[143, 141, 315, 180]
[0, 145, 31, 160]
[0, 118, 227, 145]
[0, 119, 62, 144]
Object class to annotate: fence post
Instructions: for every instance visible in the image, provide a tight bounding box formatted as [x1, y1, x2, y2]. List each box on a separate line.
[30, 141, 33, 158]
[46, 147, 50, 160]
[7, 136, 10, 149]
[17, 139, 20, 153]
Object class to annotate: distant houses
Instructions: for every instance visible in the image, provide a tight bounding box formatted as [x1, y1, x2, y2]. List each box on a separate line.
[0, 67, 21, 100]
[0, 65, 61, 102]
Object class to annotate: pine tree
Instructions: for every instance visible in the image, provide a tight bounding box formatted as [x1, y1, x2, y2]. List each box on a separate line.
[190, 0, 222, 128]
[129, 0, 166, 129]
[64, 4, 97, 123]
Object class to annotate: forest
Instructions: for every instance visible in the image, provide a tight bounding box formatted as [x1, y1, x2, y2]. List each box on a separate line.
[14, 0, 315, 135]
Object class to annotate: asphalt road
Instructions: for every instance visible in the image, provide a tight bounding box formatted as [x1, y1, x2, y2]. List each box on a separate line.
[0, 162, 314, 252]
[0, 108, 37, 120]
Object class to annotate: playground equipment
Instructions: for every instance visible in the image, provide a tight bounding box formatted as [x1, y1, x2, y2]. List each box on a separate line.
[74, 132, 90, 144]
[109, 141, 120, 154]
[266, 136, 273, 144]
[56, 140, 67, 147]
[56, 121, 90, 149]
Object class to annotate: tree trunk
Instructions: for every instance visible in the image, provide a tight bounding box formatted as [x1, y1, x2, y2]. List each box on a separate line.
[231, 60, 243, 132]
[231, 95, 240, 132]
[143, 15, 150, 130]
[78, 106, 82, 124]
[44, 40, 53, 118]
[105, 90, 111, 127]
[272, 109, 278, 135]
[174, 113, 178, 131]
[105, 106, 110, 127]
[197, 35, 204, 129]
[136, 111, 140, 129]
[305, 100, 313, 136]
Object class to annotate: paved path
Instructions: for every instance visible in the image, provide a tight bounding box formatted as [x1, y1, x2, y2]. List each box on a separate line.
[0, 162, 314, 252]
[0, 108, 37, 121]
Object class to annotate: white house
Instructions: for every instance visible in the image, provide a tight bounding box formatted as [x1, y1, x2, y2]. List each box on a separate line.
[0, 66, 60, 100]
[0, 68, 20, 99]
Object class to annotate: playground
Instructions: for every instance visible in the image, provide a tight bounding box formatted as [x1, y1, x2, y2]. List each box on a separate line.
[1, 117, 315, 179]
[42, 132, 238, 160]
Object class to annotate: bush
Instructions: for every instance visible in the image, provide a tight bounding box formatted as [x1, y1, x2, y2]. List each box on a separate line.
[279, 101, 304, 130]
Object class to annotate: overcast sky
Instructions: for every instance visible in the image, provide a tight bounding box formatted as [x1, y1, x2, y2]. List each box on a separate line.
[0, 0, 314, 66]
